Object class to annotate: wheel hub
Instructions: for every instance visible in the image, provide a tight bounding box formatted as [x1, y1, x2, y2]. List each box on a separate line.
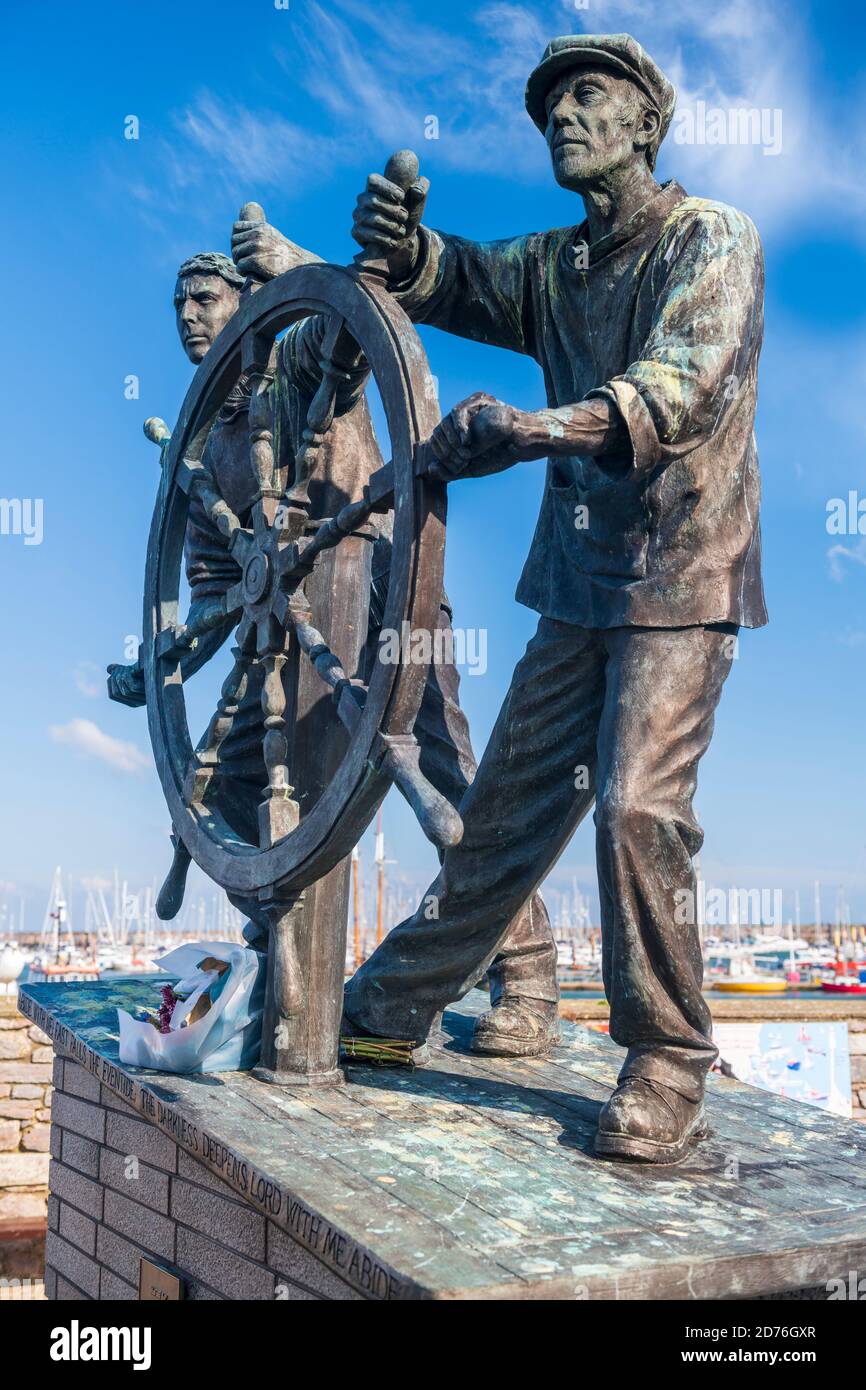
[243, 548, 271, 604]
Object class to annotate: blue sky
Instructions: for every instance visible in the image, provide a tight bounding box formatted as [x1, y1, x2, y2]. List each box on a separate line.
[2, 0, 865, 933]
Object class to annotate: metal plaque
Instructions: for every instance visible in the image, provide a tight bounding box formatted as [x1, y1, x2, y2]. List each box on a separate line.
[139, 1257, 183, 1301]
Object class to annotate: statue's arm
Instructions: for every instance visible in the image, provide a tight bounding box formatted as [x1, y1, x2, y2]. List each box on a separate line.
[184, 487, 243, 601]
[108, 415, 248, 709]
[351, 169, 536, 355]
[179, 414, 249, 665]
[229, 214, 371, 415]
[107, 492, 239, 708]
[588, 205, 765, 475]
[390, 226, 537, 356]
[280, 317, 371, 417]
[421, 391, 627, 481]
[427, 207, 765, 483]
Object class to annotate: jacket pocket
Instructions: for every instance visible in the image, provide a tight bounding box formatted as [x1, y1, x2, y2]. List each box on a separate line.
[549, 465, 650, 580]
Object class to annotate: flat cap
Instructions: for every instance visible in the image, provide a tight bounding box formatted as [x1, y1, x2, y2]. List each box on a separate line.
[525, 33, 676, 169]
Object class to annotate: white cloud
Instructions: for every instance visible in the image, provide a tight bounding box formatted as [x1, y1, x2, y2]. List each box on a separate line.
[73, 661, 102, 699]
[49, 719, 150, 775]
[828, 540, 866, 583]
[175, 95, 344, 192]
[113, 0, 864, 248]
[281, 0, 551, 179]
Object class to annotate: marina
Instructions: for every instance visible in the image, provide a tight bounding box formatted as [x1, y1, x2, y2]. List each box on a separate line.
[0, 866, 245, 992]
[2, 858, 864, 999]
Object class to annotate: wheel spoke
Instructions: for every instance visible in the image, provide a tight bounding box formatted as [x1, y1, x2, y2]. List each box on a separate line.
[228, 528, 256, 566]
[275, 462, 396, 585]
[178, 458, 243, 542]
[234, 613, 257, 656]
[225, 580, 245, 614]
[247, 354, 281, 540]
[285, 601, 367, 734]
[258, 648, 300, 850]
[256, 612, 288, 658]
[185, 646, 253, 805]
[281, 496, 374, 579]
[252, 494, 277, 542]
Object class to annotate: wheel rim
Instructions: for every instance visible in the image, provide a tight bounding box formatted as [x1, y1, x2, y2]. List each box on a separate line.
[143, 263, 444, 896]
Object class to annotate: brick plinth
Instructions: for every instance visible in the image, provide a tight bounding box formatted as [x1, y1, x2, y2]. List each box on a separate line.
[44, 1057, 362, 1301]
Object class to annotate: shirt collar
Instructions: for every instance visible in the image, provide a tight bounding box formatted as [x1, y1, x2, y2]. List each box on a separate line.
[568, 180, 687, 269]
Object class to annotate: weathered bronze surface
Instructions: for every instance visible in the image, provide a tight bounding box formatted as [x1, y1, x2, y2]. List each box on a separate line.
[344, 32, 767, 1162]
[106, 30, 768, 1161]
[109, 175, 557, 1082]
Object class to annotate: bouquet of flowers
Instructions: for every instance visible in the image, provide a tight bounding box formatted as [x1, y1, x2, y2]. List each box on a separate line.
[117, 942, 266, 1074]
[134, 956, 231, 1034]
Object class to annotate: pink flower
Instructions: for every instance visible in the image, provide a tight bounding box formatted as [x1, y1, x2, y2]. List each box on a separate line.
[158, 984, 177, 1035]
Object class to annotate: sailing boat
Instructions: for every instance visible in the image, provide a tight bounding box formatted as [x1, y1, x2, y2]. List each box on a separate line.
[822, 920, 866, 993]
[711, 944, 789, 993]
[28, 867, 100, 983]
[706, 896, 787, 993]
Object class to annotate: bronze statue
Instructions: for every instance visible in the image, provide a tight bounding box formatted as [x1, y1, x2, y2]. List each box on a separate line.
[108, 219, 559, 1059]
[343, 33, 767, 1163]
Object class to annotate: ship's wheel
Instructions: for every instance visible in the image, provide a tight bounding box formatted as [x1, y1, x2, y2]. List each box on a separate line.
[141, 159, 461, 1082]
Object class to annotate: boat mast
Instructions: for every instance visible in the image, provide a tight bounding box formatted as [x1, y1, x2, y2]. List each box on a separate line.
[351, 845, 362, 969]
[375, 809, 385, 946]
[41, 867, 73, 958]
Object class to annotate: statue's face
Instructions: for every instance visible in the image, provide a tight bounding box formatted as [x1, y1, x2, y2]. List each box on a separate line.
[174, 273, 240, 363]
[543, 66, 652, 191]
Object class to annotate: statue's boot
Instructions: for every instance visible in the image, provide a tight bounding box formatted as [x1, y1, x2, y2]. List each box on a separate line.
[594, 1076, 707, 1164]
[469, 897, 560, 1057]
[470, 995, 559, 1057]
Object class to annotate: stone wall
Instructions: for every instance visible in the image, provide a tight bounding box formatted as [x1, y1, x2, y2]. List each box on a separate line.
[0, 1000, 53, 1227]
[45, 1052, 364, 1301]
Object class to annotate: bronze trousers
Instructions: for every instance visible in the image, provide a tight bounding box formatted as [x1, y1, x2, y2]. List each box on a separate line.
[219, 602, 557, 1002]
[345, 618, 736, 1099]
[406, 605, 557, 1006]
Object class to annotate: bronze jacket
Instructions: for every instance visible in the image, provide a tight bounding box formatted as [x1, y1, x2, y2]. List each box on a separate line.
[397, 181, 768, 629]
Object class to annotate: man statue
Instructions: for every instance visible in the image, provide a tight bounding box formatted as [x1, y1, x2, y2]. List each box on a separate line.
[107, 228, 560, 1057]
[344, 33, 767, 1163]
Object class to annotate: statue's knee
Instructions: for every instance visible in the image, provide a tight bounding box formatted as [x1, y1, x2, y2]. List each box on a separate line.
[595, 789, 650, 848]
